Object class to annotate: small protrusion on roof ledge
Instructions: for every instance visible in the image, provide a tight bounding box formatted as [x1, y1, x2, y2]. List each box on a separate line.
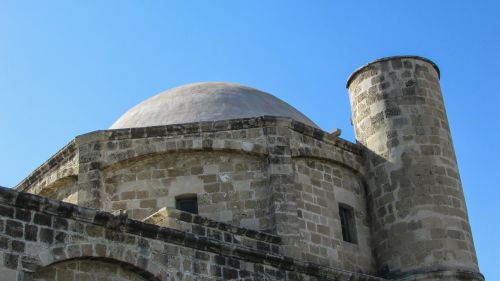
[324, 128, 342, 143]
[329, 128, 341, 138]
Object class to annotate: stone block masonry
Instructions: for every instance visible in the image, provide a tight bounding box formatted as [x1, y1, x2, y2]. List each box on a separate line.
[0, 186, 384, 281]
[4, 55, 484, 281]
[347, 56, 482, 280]
[15, 116, 373, 272]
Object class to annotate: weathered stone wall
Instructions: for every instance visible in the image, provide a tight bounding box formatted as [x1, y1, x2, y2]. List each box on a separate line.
[12, 117, 372, 273]
[347, 56, 480, 279]
[80, 120, 270, 210]
[294, 157, 373, 272]
[247, 119, 367, 268]
[5, 62, 485, 280]
[0, 186, 389, 281]
[103, 151, 271, 230]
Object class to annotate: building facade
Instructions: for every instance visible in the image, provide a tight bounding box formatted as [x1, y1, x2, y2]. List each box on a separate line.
[0, 56, 483, 280]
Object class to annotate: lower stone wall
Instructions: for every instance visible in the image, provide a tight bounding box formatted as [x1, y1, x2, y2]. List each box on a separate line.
[0, 186, 385, 281]
[143, 207, 282, 255]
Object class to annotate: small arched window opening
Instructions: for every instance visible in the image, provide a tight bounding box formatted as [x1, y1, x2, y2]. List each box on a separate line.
[175, 194, 198, 214]
[339, 204, 357, 244]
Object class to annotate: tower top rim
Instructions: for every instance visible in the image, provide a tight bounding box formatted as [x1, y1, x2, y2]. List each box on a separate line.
[346, 55, 440, 89]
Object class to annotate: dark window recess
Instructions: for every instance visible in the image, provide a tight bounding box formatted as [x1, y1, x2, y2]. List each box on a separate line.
[176, 195, 198, 214]
[339, 205, 357, 244]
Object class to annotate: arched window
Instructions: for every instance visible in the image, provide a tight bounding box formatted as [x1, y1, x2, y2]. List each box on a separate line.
[339, 204, 357, 244]
[33, 259, 151, 281]
[175, 194, 198, 214]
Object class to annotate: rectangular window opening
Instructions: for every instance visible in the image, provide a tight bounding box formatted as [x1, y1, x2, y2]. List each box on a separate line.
[339, 204, 357, 244]
[175, 195, 198, 214]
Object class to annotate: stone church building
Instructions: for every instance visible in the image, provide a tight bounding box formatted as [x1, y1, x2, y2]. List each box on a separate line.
[0, 56, 483, 280]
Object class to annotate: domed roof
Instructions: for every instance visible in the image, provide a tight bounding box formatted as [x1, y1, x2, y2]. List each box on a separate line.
[110, 82, 318, 129]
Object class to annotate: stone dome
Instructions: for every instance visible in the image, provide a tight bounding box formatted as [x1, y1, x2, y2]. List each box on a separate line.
[110, 82, 318, 129]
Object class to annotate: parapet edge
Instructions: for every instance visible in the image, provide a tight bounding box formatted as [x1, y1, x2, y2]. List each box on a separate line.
[14, 139, 77, 192]
[346, 55, 440, 89]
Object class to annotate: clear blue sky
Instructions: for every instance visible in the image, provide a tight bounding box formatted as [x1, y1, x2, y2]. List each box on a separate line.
[1, 1, 498, 279]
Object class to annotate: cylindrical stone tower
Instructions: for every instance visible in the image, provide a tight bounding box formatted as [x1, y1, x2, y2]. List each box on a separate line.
[346, 56, 482, 280]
